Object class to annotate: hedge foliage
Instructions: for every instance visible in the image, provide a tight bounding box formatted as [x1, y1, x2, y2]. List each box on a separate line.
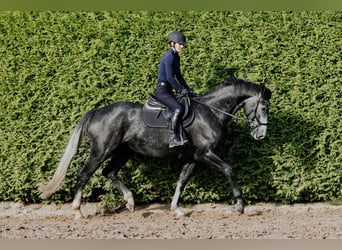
[0, 11, 341, 205]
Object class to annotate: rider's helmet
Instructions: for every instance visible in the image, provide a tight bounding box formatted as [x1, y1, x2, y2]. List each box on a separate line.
[167, 31, 186, 44]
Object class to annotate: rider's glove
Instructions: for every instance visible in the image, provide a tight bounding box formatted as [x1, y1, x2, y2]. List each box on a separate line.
[181, 88, 196, 97]
[181, 88, 190, 96]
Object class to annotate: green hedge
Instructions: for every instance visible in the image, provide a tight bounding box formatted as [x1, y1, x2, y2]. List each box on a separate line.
[0, 11, 341, 205]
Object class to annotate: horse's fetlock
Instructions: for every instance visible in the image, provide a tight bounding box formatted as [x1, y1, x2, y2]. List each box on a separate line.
[124, 191, 133, 201]
[235, 200, 244, 214]
[170, 204, 177, 211]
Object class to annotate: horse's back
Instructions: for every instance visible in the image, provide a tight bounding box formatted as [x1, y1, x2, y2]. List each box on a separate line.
[87, 101, 143, 137]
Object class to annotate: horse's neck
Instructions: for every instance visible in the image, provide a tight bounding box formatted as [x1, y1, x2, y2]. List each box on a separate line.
[198, 88, 251, 124]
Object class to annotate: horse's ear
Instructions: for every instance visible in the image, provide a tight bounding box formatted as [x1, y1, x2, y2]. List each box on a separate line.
[259, 83, 266, 96]
[270, 87, 277, 93]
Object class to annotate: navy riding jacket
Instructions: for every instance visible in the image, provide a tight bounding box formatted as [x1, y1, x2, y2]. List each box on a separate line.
[157, 49, 190, 91]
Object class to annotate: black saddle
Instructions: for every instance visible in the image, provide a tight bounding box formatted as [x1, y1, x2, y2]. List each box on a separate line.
[143, 94, 195, 128]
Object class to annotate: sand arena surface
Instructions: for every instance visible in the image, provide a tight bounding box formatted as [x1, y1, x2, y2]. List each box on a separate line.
[0, 202, 341, 239]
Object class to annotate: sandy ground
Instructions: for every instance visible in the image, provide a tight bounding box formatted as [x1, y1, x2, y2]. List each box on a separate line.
[0, 201, 341, 239]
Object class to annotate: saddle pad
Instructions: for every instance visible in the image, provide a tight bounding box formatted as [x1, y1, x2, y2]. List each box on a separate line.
[142, 99, 195, 128]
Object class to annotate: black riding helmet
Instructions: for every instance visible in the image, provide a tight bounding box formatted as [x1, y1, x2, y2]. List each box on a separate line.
[168, 31, 186, 44]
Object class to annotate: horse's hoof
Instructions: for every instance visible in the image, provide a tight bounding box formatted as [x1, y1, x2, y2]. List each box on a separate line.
[126, 201, 135, 212]
[174, 208, 185, 218]
[74, 210, 84, 220]
[235, 199, 244, 214]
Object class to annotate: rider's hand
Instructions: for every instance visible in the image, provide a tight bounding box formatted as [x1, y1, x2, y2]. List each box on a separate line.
[181, 88, 196, 97]
[181, 88, 190, 96]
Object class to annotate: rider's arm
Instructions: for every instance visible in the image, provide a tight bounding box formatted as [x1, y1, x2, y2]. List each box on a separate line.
[163, 51, 186, 91]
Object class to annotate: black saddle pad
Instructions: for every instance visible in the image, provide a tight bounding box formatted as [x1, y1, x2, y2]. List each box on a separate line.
[143, 94, 195, 128]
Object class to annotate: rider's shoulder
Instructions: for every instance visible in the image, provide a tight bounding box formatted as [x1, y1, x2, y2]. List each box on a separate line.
[162, 49, 176, 62]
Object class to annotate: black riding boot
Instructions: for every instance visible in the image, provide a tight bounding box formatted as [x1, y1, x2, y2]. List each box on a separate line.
[169, 110, 184, 148]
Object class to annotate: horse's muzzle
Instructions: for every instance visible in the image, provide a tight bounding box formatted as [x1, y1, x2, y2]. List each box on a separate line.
[251, 126, 267, 140]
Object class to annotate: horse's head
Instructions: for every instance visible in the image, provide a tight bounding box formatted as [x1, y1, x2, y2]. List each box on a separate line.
[197, 78, 274, 140]
[243, 84, 273, 140]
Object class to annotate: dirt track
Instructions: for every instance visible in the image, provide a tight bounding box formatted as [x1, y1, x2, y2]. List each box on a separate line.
[0, 202, 341, 239]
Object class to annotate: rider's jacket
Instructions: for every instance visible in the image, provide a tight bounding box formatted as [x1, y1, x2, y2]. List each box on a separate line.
[157, 49, 190, 91]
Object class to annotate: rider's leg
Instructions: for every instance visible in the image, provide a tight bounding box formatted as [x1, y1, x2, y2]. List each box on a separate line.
[169, 108, 184, 148]
[155, 88, 186, 148]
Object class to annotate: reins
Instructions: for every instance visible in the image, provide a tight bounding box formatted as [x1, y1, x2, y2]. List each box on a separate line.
[191, 98, 250, 124]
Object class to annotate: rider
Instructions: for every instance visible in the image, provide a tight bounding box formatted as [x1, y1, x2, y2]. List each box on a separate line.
[155, 31, 196, 148]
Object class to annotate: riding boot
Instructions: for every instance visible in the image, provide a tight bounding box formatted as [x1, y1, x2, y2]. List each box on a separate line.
[169, 110, 184, 148]
[179, 125, 189, 144]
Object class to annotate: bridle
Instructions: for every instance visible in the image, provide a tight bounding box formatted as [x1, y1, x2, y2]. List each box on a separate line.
[245, 97, 269, 129]
[191, 84, 269, 129]
[244, 84, 269, 128]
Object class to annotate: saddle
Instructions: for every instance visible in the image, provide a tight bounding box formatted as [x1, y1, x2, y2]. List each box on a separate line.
[142, 94, 195, 128]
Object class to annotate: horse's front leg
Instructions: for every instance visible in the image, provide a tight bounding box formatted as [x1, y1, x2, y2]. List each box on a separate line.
[197, 149, 244, 214]
[171, 162, 195, 217]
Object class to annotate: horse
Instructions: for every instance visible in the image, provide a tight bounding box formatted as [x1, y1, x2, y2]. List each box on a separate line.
[40, 77, 273, 219]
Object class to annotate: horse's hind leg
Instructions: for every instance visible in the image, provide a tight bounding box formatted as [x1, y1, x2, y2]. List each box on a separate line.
[171, 162, 195, 217]
[72, 153, 104, 219]
[102, 147, 135, 212]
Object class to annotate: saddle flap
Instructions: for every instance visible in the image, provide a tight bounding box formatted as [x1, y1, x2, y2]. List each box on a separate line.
[143, 94, 195, 128]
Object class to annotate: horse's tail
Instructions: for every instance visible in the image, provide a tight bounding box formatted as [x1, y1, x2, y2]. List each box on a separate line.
[39, 110, 95, 200]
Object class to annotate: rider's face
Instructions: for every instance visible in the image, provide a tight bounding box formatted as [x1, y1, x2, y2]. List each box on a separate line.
[173, 42, 185, 53]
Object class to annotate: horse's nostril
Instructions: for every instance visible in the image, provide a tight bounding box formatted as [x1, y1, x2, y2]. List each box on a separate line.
[257, 134, 266, 140]
[252, 132, 265, 140]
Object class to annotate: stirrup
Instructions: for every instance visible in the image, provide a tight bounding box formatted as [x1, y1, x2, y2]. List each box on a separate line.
[169, 133, 184, 148]
[180, 132, 189, 144]
[169, 139, 184, 148]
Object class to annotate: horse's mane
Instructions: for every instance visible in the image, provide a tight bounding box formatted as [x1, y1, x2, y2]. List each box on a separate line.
[204, 78, 271, 100]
